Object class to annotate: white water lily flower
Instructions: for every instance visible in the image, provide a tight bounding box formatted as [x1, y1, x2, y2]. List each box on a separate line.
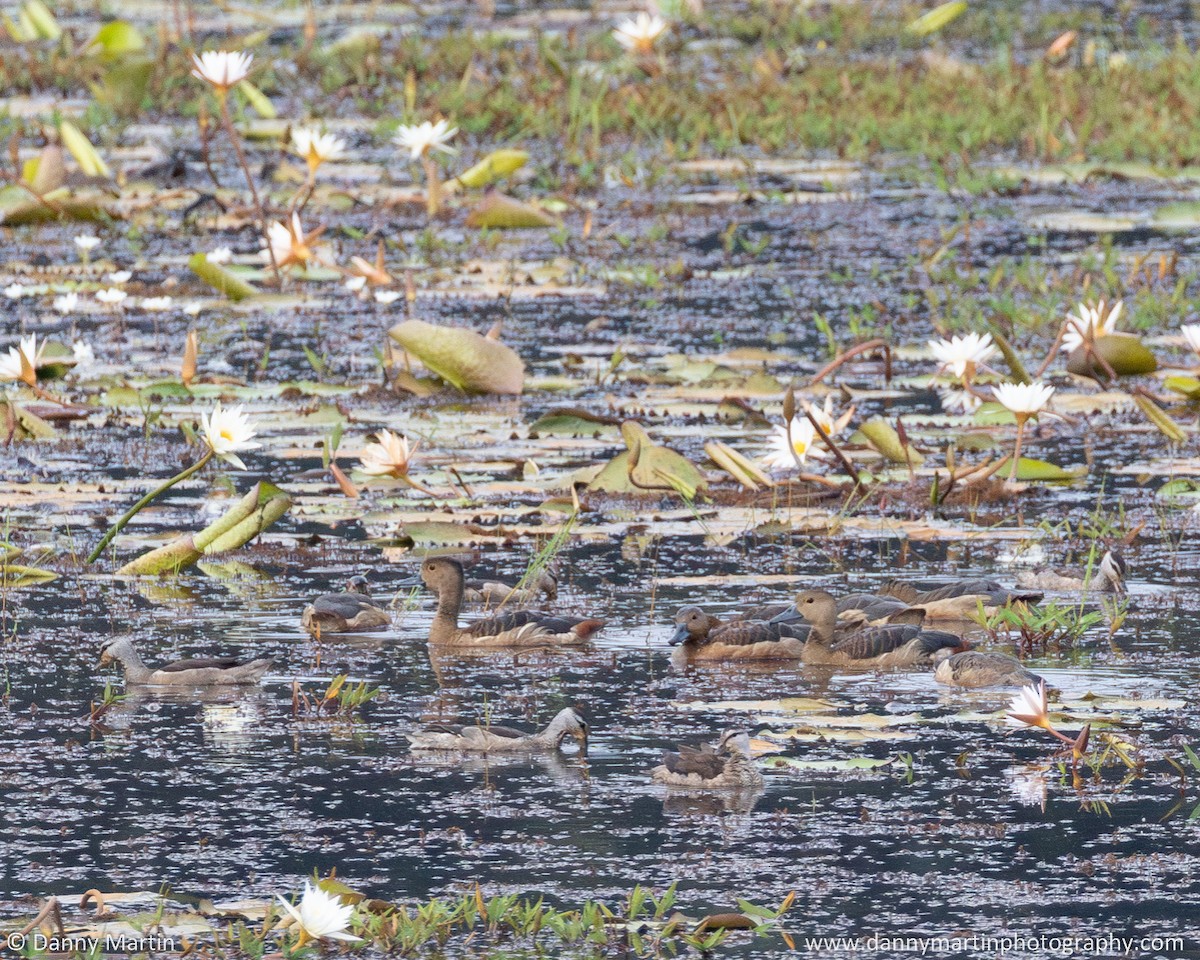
[4, 283, 26, 299]
[929, 331, 996, 379]
[107, 270, 132, 285]
[140, 296, 173, 311]
[613, 12, 669, 53]
[53, 292, 79, 313]
[73, 234, 100, 253]
[276, 881, 360, 947]
[763, 417, 825, 470]
[993, 381, 1055, 417]
[801, 395, 854, 438]
[96, 287, 127, 305]
[191, 50, 253, 91]
[200, 403, 261, 470]
[359, 430, 417, 478]
[393, 119, 458, 161]
[937, 386, 982, 414]
[207, 247, 233, 265]
[262, 212, 324, 268]
[291, 127, 347, 173]
[374, 290, 401, 305]
[0, 334, 43, 384]
[72, 341, 95, 370]
[1062, 299, 1122, 353]
[1181, 323, 1200, 359]
[1006, 680, 1051, 729]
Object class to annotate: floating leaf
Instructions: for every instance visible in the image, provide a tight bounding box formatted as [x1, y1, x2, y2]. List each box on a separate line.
[0, 186, 107, 225]
[237, 79, 277, 119]
[1164, 375, 1200, 399]
[705, 441, 773, 490]
[0, 397, 56, 439]
[528, 408, 620, 436]
[1133, 394, 1186, 444]
[905, 1, 967, 36]
[90, 20, 145, 58]
[450, 149, 529, 191]
[1013, 457, 1087, 482]
[188, 252, 260, 301]
[0, 564, 57, 586]
[59, 121, 111, 179]
[388, 319, 525, 395]
[588, 422, 706, 498]
[764, 755, 897, 772]
[466, 191, 560, 230]
[1066, 334, 1157, 379]
[857, 416, 924, 465]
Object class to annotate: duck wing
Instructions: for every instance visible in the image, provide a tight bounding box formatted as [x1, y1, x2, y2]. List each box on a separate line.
[662, 744, 725, 779]
[735, 602, 792, 622]
[710, 621, 796, 646]
[461, 609, 548, 639]
[311, 594, 381, 616]
[830, 625, 921, 660]
[159, 656, 250, 672]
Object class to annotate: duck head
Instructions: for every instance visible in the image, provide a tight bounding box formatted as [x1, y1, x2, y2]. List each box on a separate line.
[670, 607, 721, 646]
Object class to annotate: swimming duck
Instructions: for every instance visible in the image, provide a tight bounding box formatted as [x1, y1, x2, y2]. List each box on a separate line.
[669, 607, 810, 659]
[99, 636, 273, 686]
[933, 650, 1044, 689]
[772, 590, 963, 667]
[301, 575, 391, 637]
[406, 707, 589, 753]
[1016, 549, 1126, 595]
[463, 568, 558, 606]
[650, 730, 764, 790]
[419, 557, 604, 647]
[878, 578, 1042, 619]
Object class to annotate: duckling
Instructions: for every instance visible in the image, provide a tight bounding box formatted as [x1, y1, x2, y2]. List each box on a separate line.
[407, 707, 589, 753]
[99, 636, 273, 686]
[774, 590, 963, 667]
[419, 557, 604, 647]
[879, 578, 1042, 619]
[301, 575, 391, 637]
[463, 568, 558, 606]
[1016, 549, 1126, 595]
[933, 650, 1044, 689]
[650, 730, 764, 790]
[669, 607, 810, 659]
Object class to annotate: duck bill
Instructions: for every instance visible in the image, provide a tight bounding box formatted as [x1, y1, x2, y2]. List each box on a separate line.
[395, 576, 422, 588]
[768, 608, 800, 625]
[668, 623, 691, 646]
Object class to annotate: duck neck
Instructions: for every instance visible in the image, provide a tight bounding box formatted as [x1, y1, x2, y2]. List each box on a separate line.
[116, 645, 154, 683]
[531, 713, 568, 747]
[430, 569, 465, 643]
[806, 609, 837, 646]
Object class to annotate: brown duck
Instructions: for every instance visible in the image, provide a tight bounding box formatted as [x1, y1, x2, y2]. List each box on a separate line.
[650, 730, 764, 790]
[771, 590, 963, 667]
[301, 575, 391, 637]
[933, 650, 1045, 689]
[418, 557, 604, 647]
[879, 578, 1042, 619]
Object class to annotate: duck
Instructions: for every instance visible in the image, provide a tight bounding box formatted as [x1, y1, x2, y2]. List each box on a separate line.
[418, 557, 604, 647]
[99, 636, 273, 686]
[771, 590, 964, 667]
[669, 607, 810, 659]
[878, 577, 1043, 619]
[463, 567, 558, 606]
[1016, 549, 1126, 595]
[933, 650, 1044, 689]
[407, 706, 589, 753]
[759, 592, 924, 629]
[650, 730, 764, 790]
[301, 575, 391, 637]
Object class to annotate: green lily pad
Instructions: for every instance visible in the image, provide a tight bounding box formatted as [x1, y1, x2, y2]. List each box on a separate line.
[1066, 333, 1157, 379]
[763, 755, 897, 772]
[1013, 457, 1087, 482]
[389, 319, 525, 395]
[528, 408, 620, 436]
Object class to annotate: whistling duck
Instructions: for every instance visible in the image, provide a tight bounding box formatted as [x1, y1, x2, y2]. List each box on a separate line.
[650, 730, 764, 790]
[879, 578, 1042, 619]
[1016, 549, 1126, 594]
[669, 607, 810, 659]
[407, 706, 589, 752]
[773, 590, 963, 667]
[99, 636, 272, 686]
[301, 575, 391, 636]
[933, 650, 1045, 689]
[418, 557, 603, 647]
[463, 567, 558, 605]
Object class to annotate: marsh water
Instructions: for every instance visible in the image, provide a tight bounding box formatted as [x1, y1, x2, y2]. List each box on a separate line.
[4, 1, 1200, 955]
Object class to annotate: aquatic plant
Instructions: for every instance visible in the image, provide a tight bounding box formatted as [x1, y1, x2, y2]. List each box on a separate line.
[292, 675, 380, 720]
[1006, 680, 1090, 769]
[992, 381, 1055, 483]
[276, 881, 361, 947]
[86, 404, 261, 563]
[394, 119, 458, 216]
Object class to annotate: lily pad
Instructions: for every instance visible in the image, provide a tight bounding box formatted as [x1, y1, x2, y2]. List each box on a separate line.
[389, 319, 525, 395]
[465, 191, 560, 230]
[1066, 333, 1158, 379]
[588, 422, 706, 497]
[1013, 458, 1087, 482]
